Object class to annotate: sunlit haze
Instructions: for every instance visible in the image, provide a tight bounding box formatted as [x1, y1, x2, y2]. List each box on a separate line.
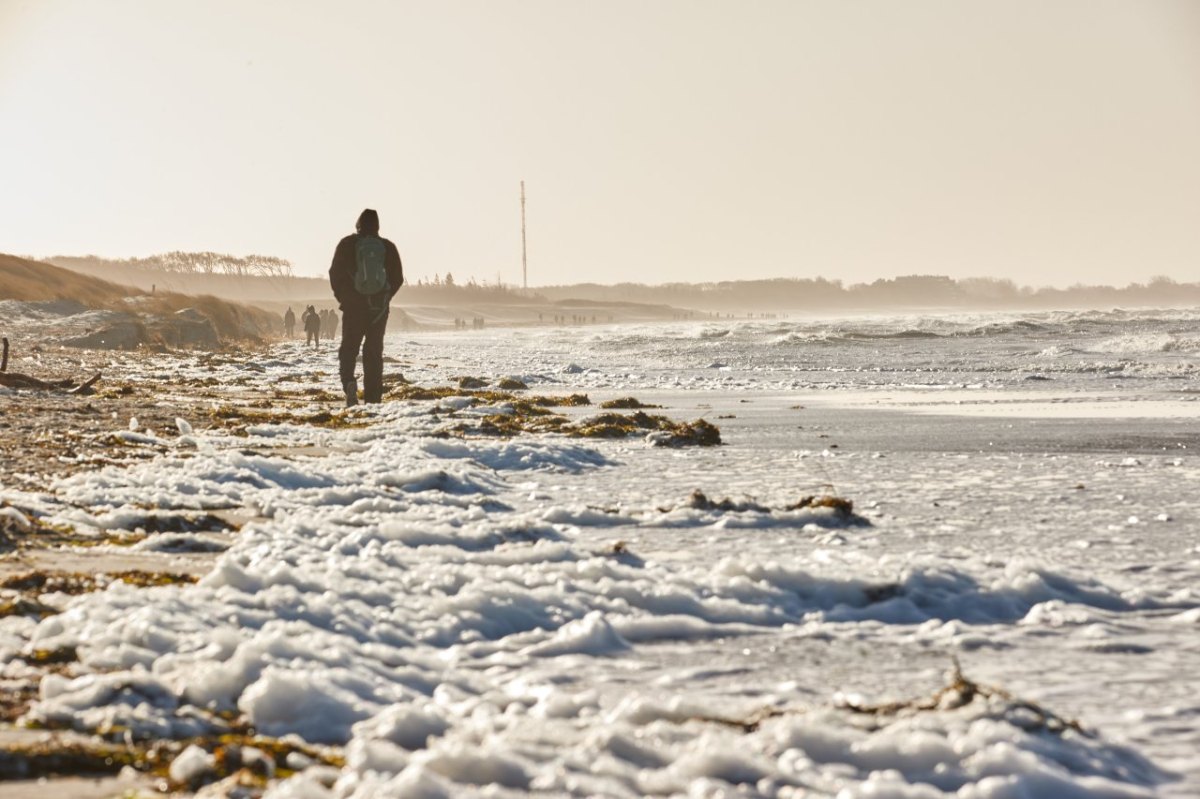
[2, 0, 1198, 287]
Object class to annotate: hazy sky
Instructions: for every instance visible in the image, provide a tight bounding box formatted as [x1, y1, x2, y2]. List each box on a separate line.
[2, 0, 1198, 287]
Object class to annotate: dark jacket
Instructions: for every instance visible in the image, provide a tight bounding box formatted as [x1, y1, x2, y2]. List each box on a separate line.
[329, 233, 404, 315]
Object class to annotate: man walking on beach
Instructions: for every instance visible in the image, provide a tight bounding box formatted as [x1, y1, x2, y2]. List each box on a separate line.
[283, 306, 296, 338]
[329, 208, 404, 406]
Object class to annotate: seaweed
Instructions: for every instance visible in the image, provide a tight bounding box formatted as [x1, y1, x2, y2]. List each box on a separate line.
[645, 418, 722, 447]
[0, 739, 146, 781]
[684, 660, 1088, 737]
[16, 645, 79, 666]
[568, 413, 721, 446]
[530, 393, 591, 407]
[0, 569, 198, 596]
[658, 489, 861, 521]
[837, 659, 1089, 736]
[0, 730, 345, 786]
[0, 596, 59, 619]
[2, 502, 149, 550]
[0, 682, 38, 723]
[569, 410, 670, 438]
[445, 411, 569, 439]
[497, 377, 529, 390]
[686, 490, 768, 513]
[208, 405, 366, 431]
[787, 495, 854, 516]
[599, 397, 661, 409]
[390, 382, 589, 409]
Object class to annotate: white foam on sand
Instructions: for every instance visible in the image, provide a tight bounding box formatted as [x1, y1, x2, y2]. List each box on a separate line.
[2, 311, 1198, 796]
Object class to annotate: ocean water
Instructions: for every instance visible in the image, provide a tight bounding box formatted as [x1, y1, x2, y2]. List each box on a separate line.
[2, 308, 1198, 797]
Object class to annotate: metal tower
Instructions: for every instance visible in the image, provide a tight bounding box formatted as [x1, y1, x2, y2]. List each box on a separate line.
[520, 180, 528, 291]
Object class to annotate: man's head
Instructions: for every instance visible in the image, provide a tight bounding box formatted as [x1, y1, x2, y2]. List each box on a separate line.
[356, 209, 380, 235]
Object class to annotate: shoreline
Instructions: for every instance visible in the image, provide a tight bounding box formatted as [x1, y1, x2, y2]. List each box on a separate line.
[1, 335, 1198, 796]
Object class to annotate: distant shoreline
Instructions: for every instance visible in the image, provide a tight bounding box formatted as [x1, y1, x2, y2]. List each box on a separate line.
[42, 254, 1200, 316]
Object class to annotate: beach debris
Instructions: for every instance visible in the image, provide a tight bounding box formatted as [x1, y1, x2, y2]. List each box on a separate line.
[16, 645, 79, 666]
[567, 411, 720, 447]
[569, 411, 660, 438]
[645, 418, 722, 447]
[531, 392, 591, 407]
[497, 377, 529, 390]
[456, 375, 489, 389]
[787, 495, 854, 516]
[0, 504, 32, 534]
[837, 658, 1089, 736]
[0, 596, 59, 620]
[599, 396, 662, 409]
[0, 569, 202, 652]
[1, 503, 125, 550]
[686, 490, 769, 513]
[390, 382, 590, 408]
[657, 489, 862, 522]
[208, 405, 367, 432]
[0, 682, 38, 723]
[0, 730, 343, 787]
[684, 659, 1087, 738]
[1, 569, 198, 596]
[0, 337, 102, 394]
[427, 392, 718, 446]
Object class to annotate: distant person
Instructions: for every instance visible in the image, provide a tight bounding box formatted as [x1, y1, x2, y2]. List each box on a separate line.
[302, 304, 321, 348]
[328, 308, 339, 339]
[320, 309, 330, 338]
[329, 208, 404, 406]
[283, 306, 296, 338]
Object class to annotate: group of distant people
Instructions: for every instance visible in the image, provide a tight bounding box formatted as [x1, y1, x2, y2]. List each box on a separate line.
[453, 317, 486, 330]
[545, 314, 611, 325]
[283, 306, 341, 348]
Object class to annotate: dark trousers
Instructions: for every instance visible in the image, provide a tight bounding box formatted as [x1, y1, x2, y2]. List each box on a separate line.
[339, 309, 388, 402]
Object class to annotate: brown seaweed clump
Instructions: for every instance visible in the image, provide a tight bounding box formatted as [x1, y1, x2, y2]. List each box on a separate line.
[599, 397, 662, 409]
[0, 731, 344, 788]
[0, 569, 198, 596]
[787, 495, 854, 516]
[686, 490, 768, 513]
[530, 393, 591, 407]
[208, 405, 367, 432]
[661, 490, 862, 523]
[645, 418, 722, 447]
[568, 411, 661, 438]
[565, 412, 720, 446]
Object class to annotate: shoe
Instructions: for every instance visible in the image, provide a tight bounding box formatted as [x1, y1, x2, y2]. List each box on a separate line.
[342, 379, 359, 407]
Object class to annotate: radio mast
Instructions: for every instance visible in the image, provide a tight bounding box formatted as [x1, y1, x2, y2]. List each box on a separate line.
[520, 180, 528, 291]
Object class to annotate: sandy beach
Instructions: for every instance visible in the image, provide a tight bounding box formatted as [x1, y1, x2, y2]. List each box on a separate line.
[0, 310, 1197, 797]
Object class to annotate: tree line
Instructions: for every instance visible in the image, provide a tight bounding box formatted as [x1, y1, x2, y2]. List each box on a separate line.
[50, 252, 293, 278]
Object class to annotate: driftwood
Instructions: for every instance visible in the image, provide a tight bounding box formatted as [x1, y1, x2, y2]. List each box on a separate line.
[0, 337, 101, 395]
